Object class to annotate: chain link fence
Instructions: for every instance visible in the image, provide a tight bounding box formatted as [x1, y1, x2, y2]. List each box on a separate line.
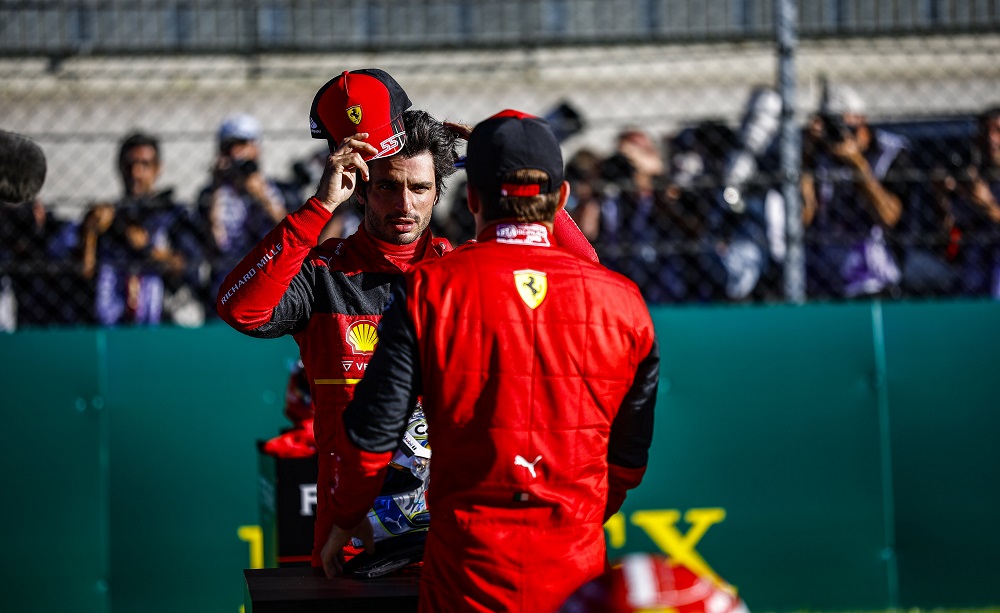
[2, 0, 1000, 329]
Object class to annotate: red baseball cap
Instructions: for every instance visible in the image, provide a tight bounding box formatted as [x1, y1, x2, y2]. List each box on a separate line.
[309, 69, 412, 161]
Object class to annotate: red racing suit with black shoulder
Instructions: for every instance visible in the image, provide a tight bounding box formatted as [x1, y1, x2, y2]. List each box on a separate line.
[216, 197, 600, 566]
[331, 221, 659, 613]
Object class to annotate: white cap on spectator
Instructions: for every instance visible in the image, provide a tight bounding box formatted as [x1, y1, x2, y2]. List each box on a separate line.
[821, 84, 866, 116]
[217, 114, 262, 142]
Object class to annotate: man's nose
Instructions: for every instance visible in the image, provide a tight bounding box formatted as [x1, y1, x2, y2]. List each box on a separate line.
[395, 188, 415, 213]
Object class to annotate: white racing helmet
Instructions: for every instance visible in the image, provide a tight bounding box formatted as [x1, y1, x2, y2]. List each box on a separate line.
[345, 403, 431, 578]
[388, 402, 431, 478]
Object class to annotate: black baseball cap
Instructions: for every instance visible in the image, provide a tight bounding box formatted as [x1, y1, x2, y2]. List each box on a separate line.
[309, 69, 412, 161]
[465, 110, 564, 199]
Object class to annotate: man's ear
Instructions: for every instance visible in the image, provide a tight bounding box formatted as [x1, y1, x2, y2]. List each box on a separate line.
[466, 184, 481, 216]
[557, 181, 570, 213]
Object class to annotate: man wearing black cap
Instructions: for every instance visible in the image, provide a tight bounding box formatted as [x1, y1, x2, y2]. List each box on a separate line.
[320, 110, 659, 613]
[217, 71, 598, 571]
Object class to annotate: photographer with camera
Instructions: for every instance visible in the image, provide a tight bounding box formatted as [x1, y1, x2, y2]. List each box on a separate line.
[800, 82, 914, 298]
[928, 105, 1000, 297]
[80, 131, 205, 326]
[196, 114, 300, 318]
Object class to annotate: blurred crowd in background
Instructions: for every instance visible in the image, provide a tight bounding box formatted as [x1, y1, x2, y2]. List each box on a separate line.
[2, 82, 999, 330]
[444, 86, 1000, 305]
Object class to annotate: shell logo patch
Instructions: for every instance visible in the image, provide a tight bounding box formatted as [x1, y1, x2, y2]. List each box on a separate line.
[346, 319, 378, 354]
[514, 270, 547, 309]
[347, 105, 363, 125]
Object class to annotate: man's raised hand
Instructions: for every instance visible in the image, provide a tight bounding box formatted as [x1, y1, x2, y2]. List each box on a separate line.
[314, 133, 379, 212]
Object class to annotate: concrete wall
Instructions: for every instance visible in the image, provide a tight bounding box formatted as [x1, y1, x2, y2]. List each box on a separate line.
[2, 34, 999, 219]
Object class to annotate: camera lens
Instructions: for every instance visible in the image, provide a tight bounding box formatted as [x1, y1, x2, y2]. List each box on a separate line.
[236, 159, 258, 175]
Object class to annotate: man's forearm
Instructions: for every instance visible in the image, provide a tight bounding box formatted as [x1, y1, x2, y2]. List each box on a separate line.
[852, 156, 902, 227]
[216, 197, 332, 330]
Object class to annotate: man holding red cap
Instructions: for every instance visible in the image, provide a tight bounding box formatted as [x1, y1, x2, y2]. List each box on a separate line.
[217, 71, 599, 571]
[321, 110, 660, 612]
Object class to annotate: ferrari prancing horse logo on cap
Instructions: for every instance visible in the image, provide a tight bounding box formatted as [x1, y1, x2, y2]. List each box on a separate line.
[347, 105, 363, 125]
[514, 270, 547, 309]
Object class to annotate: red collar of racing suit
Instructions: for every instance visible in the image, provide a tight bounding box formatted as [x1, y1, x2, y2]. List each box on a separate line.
[349, 224, 451, 272]
[474, 220, 555, 247]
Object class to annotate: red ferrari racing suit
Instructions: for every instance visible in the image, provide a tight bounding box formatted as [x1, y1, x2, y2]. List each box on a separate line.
[216, 197, 599, 565]
[332, 221, 660, 613]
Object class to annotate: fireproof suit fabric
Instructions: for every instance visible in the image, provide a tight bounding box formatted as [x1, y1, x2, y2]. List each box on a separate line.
[332, 222, 659, 613]
[216, 197, 600, 565]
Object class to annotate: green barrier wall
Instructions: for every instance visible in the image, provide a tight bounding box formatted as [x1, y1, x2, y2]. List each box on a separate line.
[1, 326, 294, 613]
[1, 300, 997, 612]
[621, 302, 890, 611]
[882, 301, 1000, 605]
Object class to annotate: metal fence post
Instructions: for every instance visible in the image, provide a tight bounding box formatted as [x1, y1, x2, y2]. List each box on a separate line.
[776, 0, 805, 303]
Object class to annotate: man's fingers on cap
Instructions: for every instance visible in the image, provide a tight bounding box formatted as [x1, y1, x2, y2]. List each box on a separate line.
[444, 122, 473, 139]
[356, 158, 370, 182]
[337, 154, 369, 181]
[346, 138, 379, 155]
[339, 132, 369, 146]
[331, 149, 362, 165]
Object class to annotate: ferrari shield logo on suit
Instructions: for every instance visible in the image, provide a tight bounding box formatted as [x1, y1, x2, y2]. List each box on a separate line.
[514, 270, 547, 309]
